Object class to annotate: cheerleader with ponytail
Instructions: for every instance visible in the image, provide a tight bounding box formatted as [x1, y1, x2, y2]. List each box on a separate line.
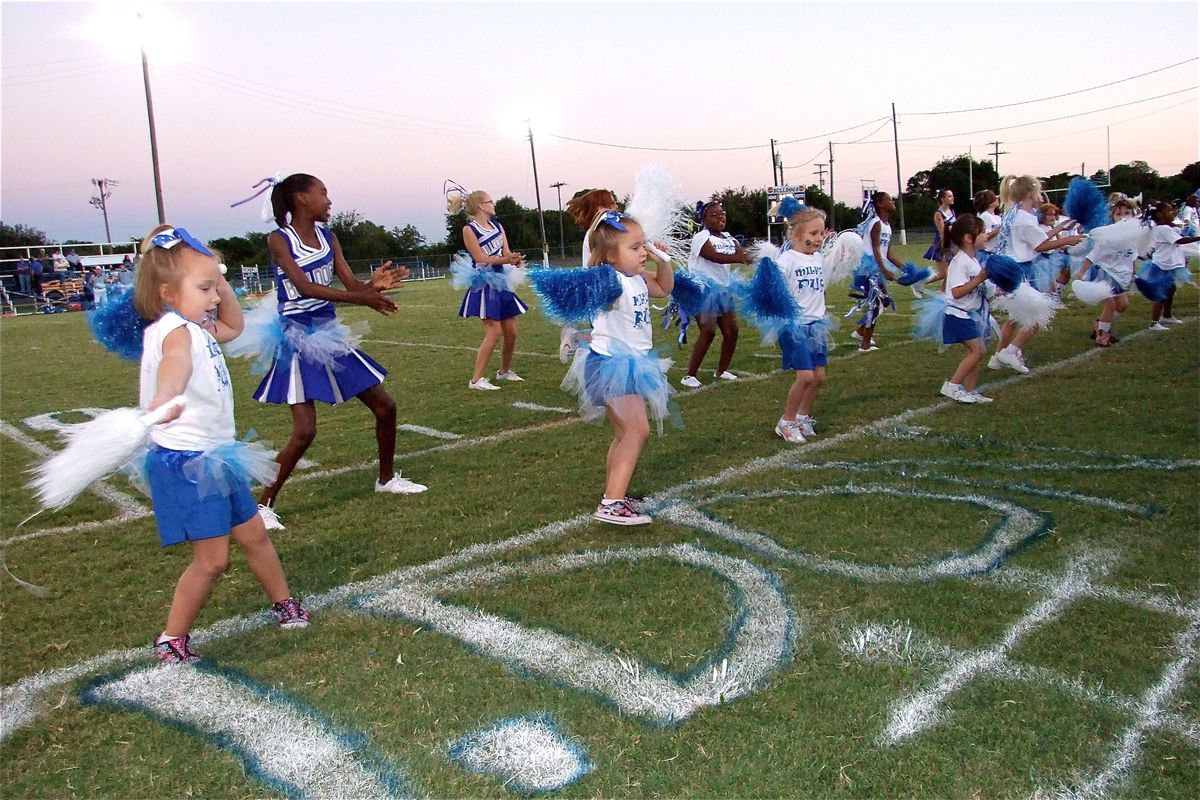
[239, 174, 424, 531]
[449, 188, 529, 389]
[850, 191, 904, 353]
[987, 174, 1084, 374]
[928, 215, 994, 403]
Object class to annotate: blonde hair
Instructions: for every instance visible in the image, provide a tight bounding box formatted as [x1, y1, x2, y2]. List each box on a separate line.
[585, 212, 641, 267]
[1108, 192, 1138, 214]
[133, 224, 220, 321]
[999, 175, 1043, 210]
[786, 207, 827, 235]
[448, 189, 489, 216]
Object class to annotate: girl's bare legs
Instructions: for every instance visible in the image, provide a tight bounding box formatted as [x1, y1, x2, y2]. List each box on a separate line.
[784, 370, 814, 421]
[259, 401, 317, 507]
[357, 384, 397, 484]
[798, 366, 825, 416]
[715, 312, 739, 374]
[950, 339, 987, 391]
[231, 513, 291, 603]
[163, 536, 231, 637]
[686, 319, 719, 377]
[472, 320, 502, 381]
[500, 318, 518, 373]
[603, 396, 650, 500]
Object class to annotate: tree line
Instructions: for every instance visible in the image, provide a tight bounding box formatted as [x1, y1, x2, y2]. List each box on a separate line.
[4, 159, 1197, 264]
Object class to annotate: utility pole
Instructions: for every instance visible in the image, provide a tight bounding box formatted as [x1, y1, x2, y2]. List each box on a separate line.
[550, 181, 567, 258]
[90, 178, 118, 248]
[892, 102, 907, 244]
[968, 144, 974, 198]
[828, 141, 835, 228]
[527, 120, 549, 267]
[770, 138, 780, 185]
[988, 140, 1008, 177]
[814, 164, 827, 191]
[139, 12, 165, 224]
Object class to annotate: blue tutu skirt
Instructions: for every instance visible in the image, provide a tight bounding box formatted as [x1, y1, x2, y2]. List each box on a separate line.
[459, 285, 528, 320]
[253, 316, 387, 405]
[1029, 252, 1067, 293]
[562, 341, 680, 434]
[696, 280, 737, 321]
[1085, 265, 1129, 294]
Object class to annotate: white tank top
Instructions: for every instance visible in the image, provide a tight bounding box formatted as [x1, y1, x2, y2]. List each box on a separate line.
[590, 271, 653, 355]
[688, 229, 737, 285]
[139, 313, 235, 450]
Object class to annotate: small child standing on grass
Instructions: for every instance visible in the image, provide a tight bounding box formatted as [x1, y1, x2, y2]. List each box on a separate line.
[851, 191, 903, 353]
[1142, 200, 1200, 329]
[134, 225, 310, 663]
[937, 215, 994, 404]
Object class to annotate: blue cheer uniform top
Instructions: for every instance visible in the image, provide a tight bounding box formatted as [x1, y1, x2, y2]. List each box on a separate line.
[458, 219, 528, 320]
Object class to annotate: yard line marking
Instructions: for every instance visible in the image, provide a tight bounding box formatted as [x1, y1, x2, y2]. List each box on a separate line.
[511, 402, 572, 414]
[0, 324, 1186, 740]
[397, 424, 460, 440]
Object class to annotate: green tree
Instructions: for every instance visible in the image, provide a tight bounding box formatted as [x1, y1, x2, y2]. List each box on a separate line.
[0, 221, 50, 247]
[906, 154, 1000, 211]
[388, 224, 426, 256]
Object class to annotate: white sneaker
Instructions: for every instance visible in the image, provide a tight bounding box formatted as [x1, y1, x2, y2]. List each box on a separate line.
[968, 391, 994, 403]
[939, 381, 961, 400]
[774, 418, 807, 444]
[680, 375, 702, 388]
[1148, 321, 1168, 331]
[857, 344, 880, 353]
[993, 347, 1030, 374]
[1161, 317, 1184, 325]
[375, 473, 428, 494]
[851, 330, 863, 342]
[987, 354, 1003, 370]
[469, 377, 501, 390]
[796, 415, 816, 437]
[495, 370, 524, 382]
[558, 327, 578, 363]
[258, 504, 285, 531]
[715, 371, 738, 381]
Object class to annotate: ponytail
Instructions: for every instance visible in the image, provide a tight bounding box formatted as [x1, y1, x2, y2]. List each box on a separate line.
[270, 173, 317, 228]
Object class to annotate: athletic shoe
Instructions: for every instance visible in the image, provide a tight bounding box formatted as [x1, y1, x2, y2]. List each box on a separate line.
[1095, 330, 1111, 347]
[986, 354, 1003, 370]
[992, 347, 1030, 374]
[559, 327, 578, 364]
[715, 371, 738, 381]
[1149, 321, 1168, 331]
[680, 375, 702, 388]
[376, 474, 428, 494]
[258, 504, 285, 531]
[774, 418, 807, 444]
[796, 415, 816, 437]
[469, 377, 501, 390]
[593, 499, 652, 526]
[271, 597, 311, 629]
[939, 381, 962, 400]
[856, 344, 880, 353]
[851, 330, 863, 342]
[1161, 316, 1184, 325]
[155, 634, 200, 664]
[495, 370, 525, 382]
[968, 391, 994, 403]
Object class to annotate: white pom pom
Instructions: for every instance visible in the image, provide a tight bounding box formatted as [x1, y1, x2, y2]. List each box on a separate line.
[1086, 218, 1141, 253]
[993, 283, 1059, 329]
[821, 231, 864, 284]
[625, 164, 690, 265]
[748, 240, 780, 265]
[505, 265, 526, 291]
[1070, 279, 1113, 306]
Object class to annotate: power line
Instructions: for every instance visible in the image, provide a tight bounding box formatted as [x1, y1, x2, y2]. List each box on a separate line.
[2, 62, 133, 88]
[547, 117, 889, 153]
[905, 57, 1198, 115]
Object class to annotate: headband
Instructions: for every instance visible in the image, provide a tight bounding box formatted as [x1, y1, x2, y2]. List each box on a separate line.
[148, 227, 212, 257]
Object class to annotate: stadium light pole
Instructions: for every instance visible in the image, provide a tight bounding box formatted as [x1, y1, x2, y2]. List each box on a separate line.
[550, 181, 567, 258]
[138, 12, 166, 225]
[526, 120, 549, 267]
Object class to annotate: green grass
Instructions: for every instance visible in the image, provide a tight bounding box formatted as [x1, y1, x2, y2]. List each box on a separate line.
[2, 244, 1198, 798]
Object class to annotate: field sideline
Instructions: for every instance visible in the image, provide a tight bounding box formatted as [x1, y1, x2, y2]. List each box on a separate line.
[1, 254, 1197, 799]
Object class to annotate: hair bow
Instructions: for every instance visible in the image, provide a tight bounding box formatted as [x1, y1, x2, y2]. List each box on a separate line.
[230, 173, 283, 223]
[599, 210, 628, 232]
[150, 227, 213, 257]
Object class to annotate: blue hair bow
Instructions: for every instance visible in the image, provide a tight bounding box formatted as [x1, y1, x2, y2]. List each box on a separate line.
[150, 227, 212, 257]
[599, 210, 628, 232]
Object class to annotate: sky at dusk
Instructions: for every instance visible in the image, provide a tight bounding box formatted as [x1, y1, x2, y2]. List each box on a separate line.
[2, 0, 1198, 247]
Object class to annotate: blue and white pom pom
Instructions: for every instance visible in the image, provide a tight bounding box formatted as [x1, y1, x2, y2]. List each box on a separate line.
[981, 254, 1025, 294]
[670, 270, 707, 318]
[625, 164, 691, 265]
[735, 256, 801, 346]
[820, 231, 864, 284]
[86, 286, 148, 361]
[896, 262, 932, 286]
[223, 294, 283, 375]
[526, 265, 623, 324]
[1063, 177, 1110, 232]
[449, 253, 510, 292]
[778, 196, 805, 220]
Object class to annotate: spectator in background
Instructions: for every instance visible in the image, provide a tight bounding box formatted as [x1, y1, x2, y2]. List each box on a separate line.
[29, 255, 44, 297]
[16, 257, 32, 296]
[52, 250, 70, 278]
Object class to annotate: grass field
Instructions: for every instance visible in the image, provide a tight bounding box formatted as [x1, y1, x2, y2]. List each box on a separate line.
[1, 242, 1198, 799]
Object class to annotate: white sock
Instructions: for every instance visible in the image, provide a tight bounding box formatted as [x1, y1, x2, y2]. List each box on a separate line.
[1098, 321, 1112, 332]
[601, 497, 621, 506]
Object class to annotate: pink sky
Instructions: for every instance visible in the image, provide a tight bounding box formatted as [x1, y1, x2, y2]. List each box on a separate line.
[2, 1, 1197, 246]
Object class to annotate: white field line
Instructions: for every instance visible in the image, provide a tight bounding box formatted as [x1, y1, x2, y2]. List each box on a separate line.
[1049, 614, 1200, 800]
[510, 401, 572, 414]
[882, 552, 1111, 744]
[0, 321, 1188, 739]
[396, 424, 460, 440]
[449, 715, 591, 794]
[365, 337, 562, 360]
[83, 665, 413, 799]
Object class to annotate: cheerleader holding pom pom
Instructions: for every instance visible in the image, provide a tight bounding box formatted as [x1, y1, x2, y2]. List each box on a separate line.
[527, 211, 675, 526]
[849, 191, 906, 353]
[1140, 200, 1199, 329]
[132, 226, 310, 661]
[915, 214, 994, 403]
[557, 188, 620, 362]
[1071, 194, 1140, 346]
[448, 187, 529, 389]
[679, 201, 746, 387]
